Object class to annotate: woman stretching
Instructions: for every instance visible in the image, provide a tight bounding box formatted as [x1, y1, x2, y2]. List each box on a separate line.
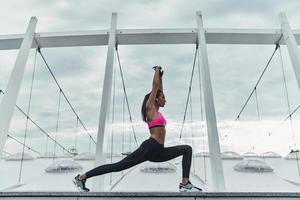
[73, 66, 202, 192]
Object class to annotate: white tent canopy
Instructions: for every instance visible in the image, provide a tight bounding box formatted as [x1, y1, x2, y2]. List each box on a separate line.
[139, 161, 177, 173]
[45, 160, 82, 173]
[234, 159, 273, 173]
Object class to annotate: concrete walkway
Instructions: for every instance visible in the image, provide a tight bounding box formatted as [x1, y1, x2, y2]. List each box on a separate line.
[1, 192, 300, 199]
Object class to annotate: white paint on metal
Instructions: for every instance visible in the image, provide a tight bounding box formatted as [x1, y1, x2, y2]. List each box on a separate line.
[92, 13, 117, 191]
[279, 13, 300, 91]
[196, 11, 225, 192]
[0, 28, 299, 50]
[0, 17, 38, 159]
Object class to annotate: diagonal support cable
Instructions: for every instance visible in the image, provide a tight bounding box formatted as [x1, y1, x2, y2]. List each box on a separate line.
[0, 89, 74, 155]
[235, 44, 279, 121]
[263, 45, 300, 137]
[178, 45, 198, 144]
[37, 48, 96, 145]
[18, 48, 38, 183]
[115, 46, 139, 147]
[7, 134, 40, 155]
[196, 48, 207, 182]
[284, 105, 300, 121]
[110, 55, 117, 185]
[53, 89, 62, 160]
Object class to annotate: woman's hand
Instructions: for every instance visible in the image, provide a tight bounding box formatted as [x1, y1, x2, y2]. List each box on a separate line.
[153, 66, 163, 77]
[153, 66, 162, 71]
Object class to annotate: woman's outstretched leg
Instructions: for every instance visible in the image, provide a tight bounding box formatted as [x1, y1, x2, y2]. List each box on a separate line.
[73, 146, 148, 191]
[85, 147, 148, 178]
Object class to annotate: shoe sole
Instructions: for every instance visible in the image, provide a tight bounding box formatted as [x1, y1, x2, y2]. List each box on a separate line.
[72, 179, 89, 192]
[179, 188, 203, 192]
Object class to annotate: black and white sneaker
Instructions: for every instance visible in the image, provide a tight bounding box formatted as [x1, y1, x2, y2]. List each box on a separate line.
[73, 174, 90, 192]
[179, 181, 202, 192]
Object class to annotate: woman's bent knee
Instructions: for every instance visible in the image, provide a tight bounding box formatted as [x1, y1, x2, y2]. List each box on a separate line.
[184, 145, 192, 154]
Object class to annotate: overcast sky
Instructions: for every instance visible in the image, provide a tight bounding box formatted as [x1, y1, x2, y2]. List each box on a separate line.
[1, 0, 300, 156]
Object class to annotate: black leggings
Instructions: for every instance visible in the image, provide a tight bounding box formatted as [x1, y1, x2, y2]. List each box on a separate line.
[85, 137, 192, 179]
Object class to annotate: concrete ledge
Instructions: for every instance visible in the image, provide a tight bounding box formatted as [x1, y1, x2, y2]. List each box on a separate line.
[1, 192, 300, 199]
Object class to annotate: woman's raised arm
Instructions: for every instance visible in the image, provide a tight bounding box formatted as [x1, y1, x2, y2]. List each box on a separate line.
[146, 66, 161, 117]
[159, 69, 163, 91]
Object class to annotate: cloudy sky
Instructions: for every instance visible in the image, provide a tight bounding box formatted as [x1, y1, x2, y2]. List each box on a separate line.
[1, 0, 300, 157]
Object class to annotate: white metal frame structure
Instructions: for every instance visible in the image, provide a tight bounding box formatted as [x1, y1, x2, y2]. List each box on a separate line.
[196, 11, 225, 191]
[0, 12, 300, 192]
[0, 17, 37, 162]
[93, 12, 117, 190]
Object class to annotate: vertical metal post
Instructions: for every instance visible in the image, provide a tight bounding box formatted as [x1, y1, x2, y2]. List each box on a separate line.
[196, 11, 225, 191]
[92, 12, 117, 191]
[279, 13, 300, 91]
[0, 17, 37, 159]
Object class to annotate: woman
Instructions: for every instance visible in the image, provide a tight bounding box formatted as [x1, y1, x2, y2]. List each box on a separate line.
[73, 66, 202, 192]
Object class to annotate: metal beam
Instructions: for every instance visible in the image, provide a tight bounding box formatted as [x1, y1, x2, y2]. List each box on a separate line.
[196, 11, 225, 191]
[1, 28, 300, 49]
[92, 13, 117, 191]
[279, 13, 300, 91]
[0, 17, 37, 159]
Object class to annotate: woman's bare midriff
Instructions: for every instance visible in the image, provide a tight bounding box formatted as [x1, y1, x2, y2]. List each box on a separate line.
[149, 127, 166, 145]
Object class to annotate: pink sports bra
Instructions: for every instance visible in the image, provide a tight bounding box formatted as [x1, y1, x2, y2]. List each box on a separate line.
[147, 112, 167, 129]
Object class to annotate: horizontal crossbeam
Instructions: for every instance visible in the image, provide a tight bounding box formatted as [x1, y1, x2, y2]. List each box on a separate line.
[0, 28, 300, 50]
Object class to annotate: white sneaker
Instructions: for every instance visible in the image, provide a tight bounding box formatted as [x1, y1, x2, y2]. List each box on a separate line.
[73, 174, 90, 192]
[179, 181, 202, 192]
